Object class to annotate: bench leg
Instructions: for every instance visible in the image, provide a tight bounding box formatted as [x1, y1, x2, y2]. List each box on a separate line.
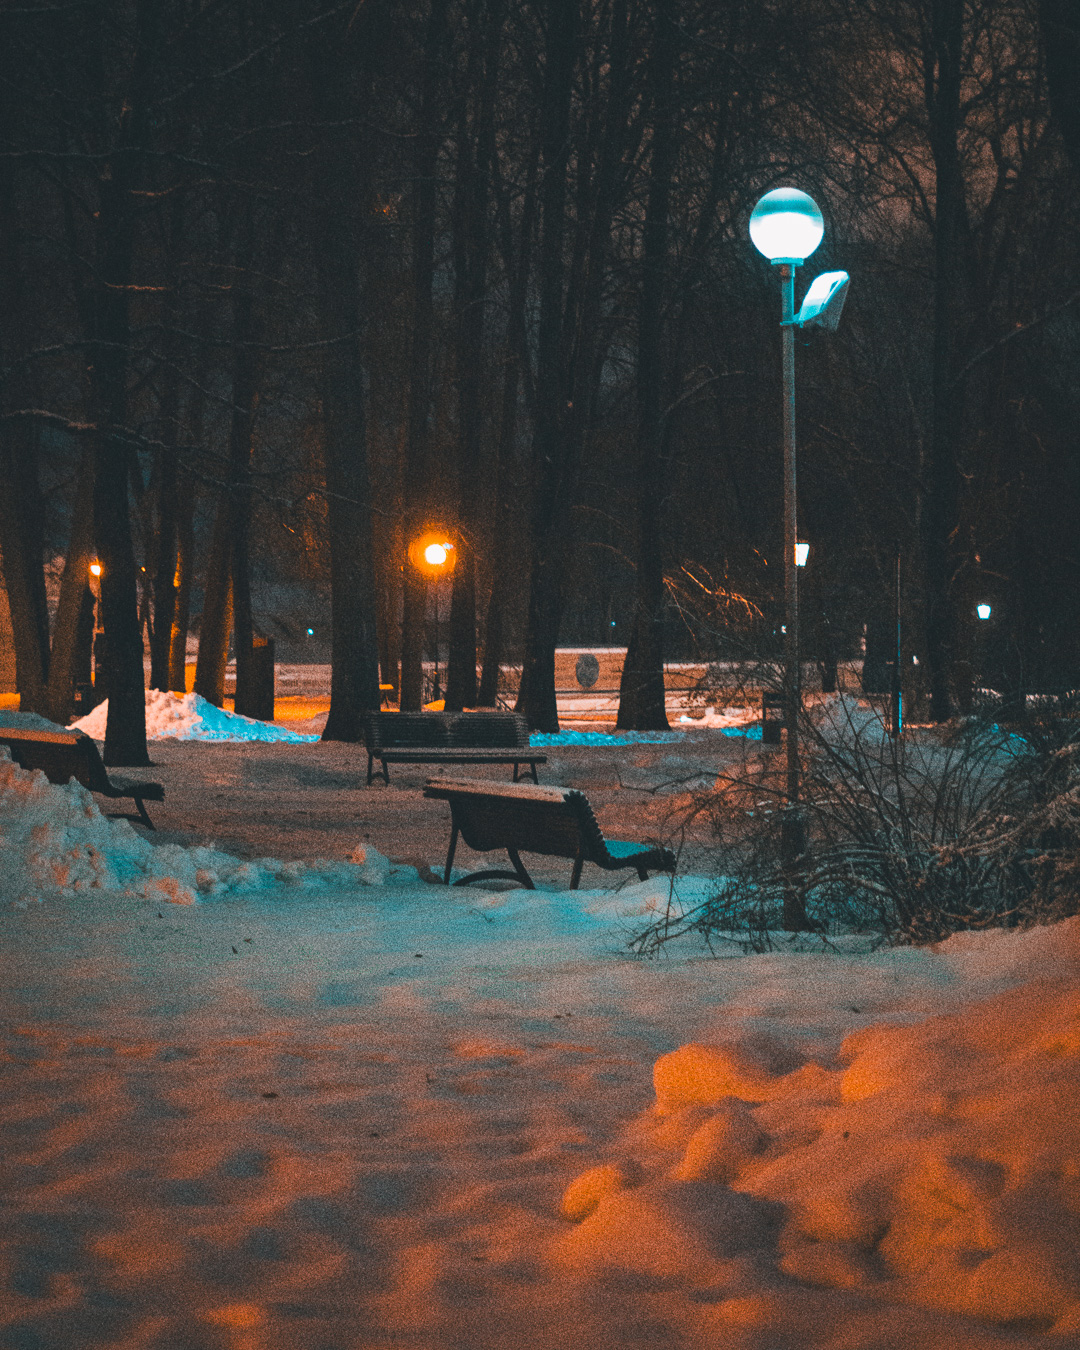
[570, 854, 584, 890]
[443, 824, 459, 885]
[367, 753, 374, 786]
[506, 848, 534, 888]
[382, 759, 390, 785]
[132, 796, 155, 829]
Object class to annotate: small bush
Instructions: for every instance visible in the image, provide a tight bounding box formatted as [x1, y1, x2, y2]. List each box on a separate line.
[631, 696, 1080, 953]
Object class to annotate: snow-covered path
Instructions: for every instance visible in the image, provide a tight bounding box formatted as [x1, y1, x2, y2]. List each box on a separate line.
[2, 701, 1079, 1347]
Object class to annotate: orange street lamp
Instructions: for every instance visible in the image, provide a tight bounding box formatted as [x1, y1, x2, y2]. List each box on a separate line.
[407, 531, 456, 576]
[407, 530, 455, 703]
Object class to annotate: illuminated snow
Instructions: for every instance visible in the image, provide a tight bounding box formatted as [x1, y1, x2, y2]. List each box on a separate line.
[1, 723, 1077, 1347]
[71, 688, 319, 743]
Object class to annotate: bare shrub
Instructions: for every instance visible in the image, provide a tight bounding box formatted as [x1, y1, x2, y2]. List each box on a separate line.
[632, 697, 1080, 953]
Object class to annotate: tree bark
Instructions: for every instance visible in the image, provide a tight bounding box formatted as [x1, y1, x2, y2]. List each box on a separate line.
[0, 160, 50, 711]
[921, 0, 967, 722]
[401, 0, 450, 711]
[617, 0, 676, 731]
[446, 0, 502, 712]
[88, 2, 153, 765]
[515, 0, 579, 732]
[193, 499, 233, 708]
[1041, 0, 1080, 173]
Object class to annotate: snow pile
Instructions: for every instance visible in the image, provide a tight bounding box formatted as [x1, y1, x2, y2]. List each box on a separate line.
[554, 919, 1080, 1336]
[0, 751, 392, 908]
[71, 689, 319, 743]
[531, 728, 687, 746]
[679, 704, 761, 733]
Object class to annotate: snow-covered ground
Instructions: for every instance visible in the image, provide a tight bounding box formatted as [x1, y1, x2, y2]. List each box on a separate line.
[1, 698, 1078, 1348]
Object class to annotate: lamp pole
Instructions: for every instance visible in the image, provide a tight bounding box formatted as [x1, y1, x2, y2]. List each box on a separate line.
[778, 261, 804, 870]
[749, 187, 828, 928]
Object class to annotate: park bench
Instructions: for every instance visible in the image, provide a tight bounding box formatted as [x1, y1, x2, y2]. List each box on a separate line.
[0, 726, 165, 828]
[422, 776, 676, 890]
[362, 710, 546, 785]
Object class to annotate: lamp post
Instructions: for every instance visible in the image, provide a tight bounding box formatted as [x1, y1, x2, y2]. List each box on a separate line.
[750, 188, 846, 925]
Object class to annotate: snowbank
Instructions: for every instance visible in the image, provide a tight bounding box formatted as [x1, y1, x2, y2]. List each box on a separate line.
[71, 689, 319, 743]
[0, 751, 392, 908]
[555, 919, 1080, 1335]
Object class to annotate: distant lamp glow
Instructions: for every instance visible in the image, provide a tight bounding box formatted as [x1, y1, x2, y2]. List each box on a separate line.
[89, 560, 102, 577]
[976, 603, 992, 621]
[306, 627, 315, 636]
[794, 541, 810, 567]
[408, 530, 456, 575]
[749, 188, 824, 264]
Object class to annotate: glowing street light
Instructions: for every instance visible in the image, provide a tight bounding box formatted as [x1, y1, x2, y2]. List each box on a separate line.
[750, 187, 850, 923]
[976, 603, 991, 621]
[408, 531, 456, 704]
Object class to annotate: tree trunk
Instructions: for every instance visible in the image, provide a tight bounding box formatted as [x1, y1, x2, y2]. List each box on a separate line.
[515, 0, 578, 732]
[147, 370, 181, 692]
[618, 0, 676, 731]
[921, 0, 967, 722]
[89, 5, 153, 766]
[0, 160, 50, 711]
[517, 0, 629, 731]
[43, 453, 98, 724]
[446, 0, 500, 712]
[193, 499, 233, 707]
[168, 473, 194, 694]
[1041, 0, 1080, 174]
[477, 143, 539, 707]
[401, 0, 450, 711]
[315, 175, 382, 738]
[223, 204, 261, 720]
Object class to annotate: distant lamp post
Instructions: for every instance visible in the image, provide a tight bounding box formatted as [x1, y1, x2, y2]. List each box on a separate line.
[408, 530, 456, 704]
[750, 187, 850, 924]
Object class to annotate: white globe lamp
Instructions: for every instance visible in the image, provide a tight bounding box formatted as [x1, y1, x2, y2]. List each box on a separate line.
[749, 188, 824, 264]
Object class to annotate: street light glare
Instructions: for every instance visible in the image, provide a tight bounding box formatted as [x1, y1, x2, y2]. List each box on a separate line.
[89, 561, 102, 577]
[794, 542, 810, 567]
[424, 543, 448, 567]
[749, 188, 824, 263]
[977, 603, 992, 620]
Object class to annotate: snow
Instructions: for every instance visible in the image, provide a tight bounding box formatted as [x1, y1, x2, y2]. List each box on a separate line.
[1, 707, 1078, 1348]
[71, 688, 320, 743]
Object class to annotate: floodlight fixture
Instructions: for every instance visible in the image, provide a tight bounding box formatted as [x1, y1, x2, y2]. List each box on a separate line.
[796, 270, 850, 331]
[749, 188, 824, 264]
[794, 542, 810, 567]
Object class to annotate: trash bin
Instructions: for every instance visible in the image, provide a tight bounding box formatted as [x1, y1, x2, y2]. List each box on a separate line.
[247, 636, 276, 722]
[761, 691, 784, 744]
